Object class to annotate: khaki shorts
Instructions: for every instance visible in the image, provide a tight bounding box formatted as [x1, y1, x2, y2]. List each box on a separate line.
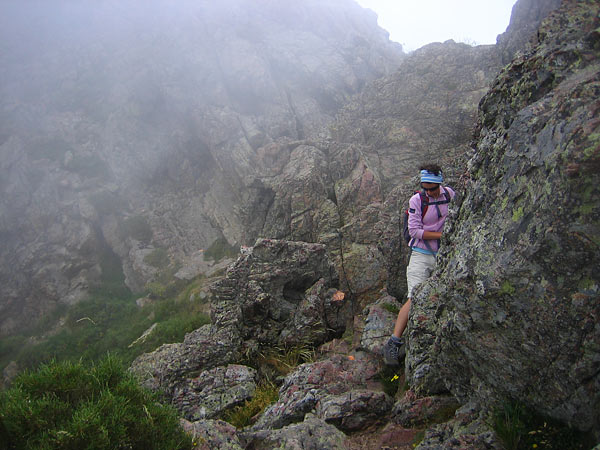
[406, 251, 436, 298]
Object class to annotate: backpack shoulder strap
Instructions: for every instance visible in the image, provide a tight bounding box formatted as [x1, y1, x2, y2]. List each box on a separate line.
[425, 187, 452, 206]
[419, 191, 429, 217]
[442, 186, 451, 202]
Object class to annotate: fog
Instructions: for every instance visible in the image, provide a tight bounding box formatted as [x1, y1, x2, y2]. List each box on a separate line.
[1, 0, 393, 184]
[0, 0, 403, 337]
[1, 0, 236, 185]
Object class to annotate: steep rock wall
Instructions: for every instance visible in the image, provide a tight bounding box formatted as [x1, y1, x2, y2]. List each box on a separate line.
[406, 0, 600, 432]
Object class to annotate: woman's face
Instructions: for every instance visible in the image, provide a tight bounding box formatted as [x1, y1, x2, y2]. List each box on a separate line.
[421, 183, 440, 196]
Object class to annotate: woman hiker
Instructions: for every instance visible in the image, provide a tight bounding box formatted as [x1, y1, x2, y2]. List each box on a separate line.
[383, 164, 455, 366]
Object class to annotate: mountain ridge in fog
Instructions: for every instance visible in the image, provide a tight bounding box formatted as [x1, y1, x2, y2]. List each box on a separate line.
[0, 0, 403, 335]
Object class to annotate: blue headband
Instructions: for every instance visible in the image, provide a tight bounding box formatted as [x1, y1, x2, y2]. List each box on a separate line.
[420, 169, 443, 184]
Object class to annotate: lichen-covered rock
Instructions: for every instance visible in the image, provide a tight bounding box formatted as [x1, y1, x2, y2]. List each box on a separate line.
[130, 325, 243, 394]
[241, 413, 347, 450]
[180, 419, 243, 450]
[392, 390, 460, 428]
[359, 293, 402, 354]
[315, 389, 393, 432]
[172, 365, 257, 421]
[252, 353, 382, 430]
[407, 0, 600, 433]
[415, 403, 503, 450]
[211, 238, 347, 351]
[131, 239, 345, 404]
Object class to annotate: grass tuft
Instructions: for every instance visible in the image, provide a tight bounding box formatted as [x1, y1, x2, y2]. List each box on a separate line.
[491, 400, 595, 450]
[254, 343, 317, 379]
[222, 381, 279, 429]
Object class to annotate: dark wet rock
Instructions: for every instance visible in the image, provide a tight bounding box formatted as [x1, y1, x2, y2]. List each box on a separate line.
[392, 390, 460, 428]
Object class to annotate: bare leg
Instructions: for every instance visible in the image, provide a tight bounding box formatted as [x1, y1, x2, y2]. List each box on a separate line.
[392, 298, 411, 338]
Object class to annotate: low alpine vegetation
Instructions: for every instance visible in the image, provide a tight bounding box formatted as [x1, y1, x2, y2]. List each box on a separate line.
[0, 356, 192, 450]
[491, 400, 595, 450]
[222, 380, 279, 429]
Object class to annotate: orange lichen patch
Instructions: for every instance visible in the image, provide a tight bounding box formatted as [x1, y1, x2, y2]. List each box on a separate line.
[348, 355, 355, 361]
[332, 290, 345, 302]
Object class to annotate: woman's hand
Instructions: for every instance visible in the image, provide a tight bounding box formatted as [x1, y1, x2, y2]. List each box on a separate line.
[422, 231, 442, 240]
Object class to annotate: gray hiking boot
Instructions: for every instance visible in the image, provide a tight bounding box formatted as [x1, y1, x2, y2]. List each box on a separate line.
[382, 337, 405, 366]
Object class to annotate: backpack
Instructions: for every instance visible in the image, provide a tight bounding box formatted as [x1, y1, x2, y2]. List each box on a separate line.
[402, 187, 451, 248]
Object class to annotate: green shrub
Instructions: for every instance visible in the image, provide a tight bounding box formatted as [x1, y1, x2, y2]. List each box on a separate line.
[137, 313, 211, 351]
[176, 276, 208, 303]
[204, 237, 239, 262]
[146, 281, 168, 299]
[0, 336, 26, 374]
[145, 276, 186, 300]
[382, 303, 400, 315]
[0, 356, 191, 449]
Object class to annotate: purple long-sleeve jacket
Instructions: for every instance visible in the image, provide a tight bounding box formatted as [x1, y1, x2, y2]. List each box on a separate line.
[408, 186, 455, 254]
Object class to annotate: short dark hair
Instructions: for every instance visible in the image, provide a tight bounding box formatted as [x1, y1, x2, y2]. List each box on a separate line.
[419, 164, 442, 176]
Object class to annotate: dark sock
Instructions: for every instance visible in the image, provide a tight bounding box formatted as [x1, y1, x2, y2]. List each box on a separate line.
[390, 335, 403, 344]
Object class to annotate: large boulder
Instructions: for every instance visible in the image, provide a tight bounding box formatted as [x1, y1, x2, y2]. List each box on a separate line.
[180, 419, 244, 450]
[252, 353, 384, 430]
[130, 239, 349, 399]
[172, 365, 258, 421]
[241, 413, 347, 450]
[210, 239, 349, 350]
[406, 0, 600, 434]
[129, 325, 243, 394]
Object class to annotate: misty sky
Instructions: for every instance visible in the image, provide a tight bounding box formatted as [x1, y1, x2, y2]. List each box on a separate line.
[355, 0, 517, 52]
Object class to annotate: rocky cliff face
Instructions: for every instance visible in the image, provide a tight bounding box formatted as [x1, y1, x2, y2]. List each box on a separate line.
[496, 0, 562, 64]
[0, 0, 402, 335]
[128, 0, 599, 447]
[2, 0, 562, 336]
[406, 0, 600, 433]
[6, 0, 596, 445]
